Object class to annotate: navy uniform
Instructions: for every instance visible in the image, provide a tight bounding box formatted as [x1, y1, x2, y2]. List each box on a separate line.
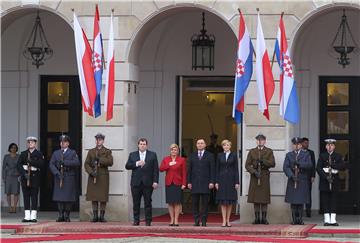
[283, 137, 313, 225]
[49, 135, 80, 222]
[317, 139, 346, 226]
[17, 136, 44, 222]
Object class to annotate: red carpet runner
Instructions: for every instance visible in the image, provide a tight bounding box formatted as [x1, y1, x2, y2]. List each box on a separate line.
[151, 213, 239, 223]
[14, 221, 315, 238]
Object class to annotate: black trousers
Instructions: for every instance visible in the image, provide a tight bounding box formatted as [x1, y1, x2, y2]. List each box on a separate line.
[321, 191, 337, 214]
[22, 184, 39, 210]
[131, 183, 153, 223]
[305, 182, 312, 211]
[192, 193, 209, 223]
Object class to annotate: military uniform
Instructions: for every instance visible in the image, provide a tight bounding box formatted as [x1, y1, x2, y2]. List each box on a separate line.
[283, 137, 313, 225]
[49, 135, 80, 222]
[245, 136, 275, 224]
[84, 133, 113, 222]
[17, 137, 44, 222]
[317, 139, 346, 226]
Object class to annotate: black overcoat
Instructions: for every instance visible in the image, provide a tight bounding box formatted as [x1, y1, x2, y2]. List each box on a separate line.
[215, 152, 239, 201]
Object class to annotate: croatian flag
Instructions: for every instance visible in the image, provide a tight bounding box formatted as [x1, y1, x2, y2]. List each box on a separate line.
[73, 12, 96, 116]
[256, 11, 274, 120]
[92, 5, 103, 118]
[232, 11, 253, 124]
[104, 11, 115, 121]
[274, 15, 300, 124]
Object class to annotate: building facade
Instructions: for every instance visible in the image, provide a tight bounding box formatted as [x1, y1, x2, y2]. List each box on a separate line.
[1, 0, 359, 222]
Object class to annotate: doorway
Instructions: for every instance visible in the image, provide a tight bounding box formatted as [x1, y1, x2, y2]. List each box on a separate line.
[178, 76, 239, 212]
[39, 75, 82, 211]
[319, 76, 360, 214]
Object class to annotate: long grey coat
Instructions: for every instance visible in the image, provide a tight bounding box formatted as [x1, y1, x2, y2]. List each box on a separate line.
[49, 149, 80, 202]
[283, 150, 312, 204]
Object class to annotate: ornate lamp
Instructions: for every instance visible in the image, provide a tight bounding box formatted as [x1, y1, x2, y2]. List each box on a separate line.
[191, 12, 215, 70]
[330, 9, 358, 68]
[23, 11, 53, 68]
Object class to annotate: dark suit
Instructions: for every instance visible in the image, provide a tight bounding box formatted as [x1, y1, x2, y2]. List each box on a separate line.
[17, 149, 44, 210]
[304, 149, 316, 214]
[125, 150, 159, 224]
[187, 150, 215, 224]
[215, 152, 239, 203]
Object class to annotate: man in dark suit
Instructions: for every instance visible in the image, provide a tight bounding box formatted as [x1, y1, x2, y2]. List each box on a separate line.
[302, 137, 316, 217]
[187, 138, 215, 227]
[125, 138, 159, 226]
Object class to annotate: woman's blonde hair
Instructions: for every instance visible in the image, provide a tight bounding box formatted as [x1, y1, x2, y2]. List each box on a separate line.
[221, 139, 232, 146]
[169, 143, 179, 151]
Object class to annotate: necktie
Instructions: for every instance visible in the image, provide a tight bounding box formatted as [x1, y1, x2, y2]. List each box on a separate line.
[198, 151, 202, 160]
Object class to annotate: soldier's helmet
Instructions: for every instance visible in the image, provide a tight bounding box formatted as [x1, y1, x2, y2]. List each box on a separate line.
[291, 137, 303, 144]
[26, 136, 38, 142]
[255, 133, 266, 140]
[59, 134, 71, 143]
[95, 133, 105, 140]
[324, 138, 336, 144]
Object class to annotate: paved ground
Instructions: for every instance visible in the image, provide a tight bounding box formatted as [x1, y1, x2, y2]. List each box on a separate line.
[1, 210, 359, 242]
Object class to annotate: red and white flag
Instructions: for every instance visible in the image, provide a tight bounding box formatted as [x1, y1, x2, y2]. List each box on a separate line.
[255, 11, 275, 120]
[73, 12, 96, 116]
[104, 11, 115, 121]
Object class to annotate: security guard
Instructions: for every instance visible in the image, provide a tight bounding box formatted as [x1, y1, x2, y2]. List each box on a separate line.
[49, 135, 80, 222]
[317, 139, 346, 226]
[17, 136, 44, 222]
[283, 137, 312, 225]
[85, 133, 113, 222]
[245, 134, 275, 224]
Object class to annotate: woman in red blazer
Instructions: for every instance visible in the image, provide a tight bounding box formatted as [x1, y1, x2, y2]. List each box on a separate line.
[159, 144, 187, 226]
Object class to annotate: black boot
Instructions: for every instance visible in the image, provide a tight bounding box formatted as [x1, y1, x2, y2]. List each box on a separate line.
[56, 210, 64, 222]
[64, 211, 71, 222]
[291, 208, 297, 225]
[99, 210, 107, 222]
[252, 212, 260, 224]
[92, 210, 98, 222]
[298, 207, 304, 225]
[261, 212, 269, 225]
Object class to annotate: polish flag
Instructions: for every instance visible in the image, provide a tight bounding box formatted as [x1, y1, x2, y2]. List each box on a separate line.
[104, 11, 115, 121]
[73, 12, 96, 116]
[255, 11, 275, 120]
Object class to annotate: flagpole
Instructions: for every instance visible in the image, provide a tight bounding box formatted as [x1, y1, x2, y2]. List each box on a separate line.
[271, 12, 284, 69]
[238, 8, 256, 58]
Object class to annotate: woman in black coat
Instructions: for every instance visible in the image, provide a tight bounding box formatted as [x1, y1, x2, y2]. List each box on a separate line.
[215, 140, 240, 227]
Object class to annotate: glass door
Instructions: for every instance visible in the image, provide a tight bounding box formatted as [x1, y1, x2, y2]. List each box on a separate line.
[40, 75, 82, 211]
[320, 76, 360, 214]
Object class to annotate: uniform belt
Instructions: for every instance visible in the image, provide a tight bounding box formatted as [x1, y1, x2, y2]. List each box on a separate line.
[22, 165, 39, 171]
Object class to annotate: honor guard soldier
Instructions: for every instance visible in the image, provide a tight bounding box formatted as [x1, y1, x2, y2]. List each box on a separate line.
[245, 134, 275, 224]
[85, 133, 113, 222]
[17, 136, 44, 222]
[49, 135, 80, 222]
[283, 137, 313, 225]
[317, 139, 346, 226]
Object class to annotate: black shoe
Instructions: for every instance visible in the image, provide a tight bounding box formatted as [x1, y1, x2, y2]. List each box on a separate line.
[99, 210, 107, 222]
[64, 211, 70, 222]
[22, 219, 30, 223]
[201, 220, 207, 227]
[261, 212, 269, 225]
[31, 219, 37, 223]
[92, 210, 98, 222]
[169, 223, 174, 226]
[133, 221, 140, 226]
[146, 221, 151, 226]
[324, 222, 331, 226]
[331, 223, 339, 226]
[193, 220, 200, 226]
[174, 224, 179, 227]
[252, 212, 260, 224]
[306, 210, 311, 218]
[56, 211, 64, 222]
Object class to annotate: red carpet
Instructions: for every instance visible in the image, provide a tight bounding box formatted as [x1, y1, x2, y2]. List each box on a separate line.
[2, 232, 358, 243]
[14, 222, 315, 238]
[309, 228, 360, 234]
[0, 225, 23, 229]
[151, 213, 239, 223]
